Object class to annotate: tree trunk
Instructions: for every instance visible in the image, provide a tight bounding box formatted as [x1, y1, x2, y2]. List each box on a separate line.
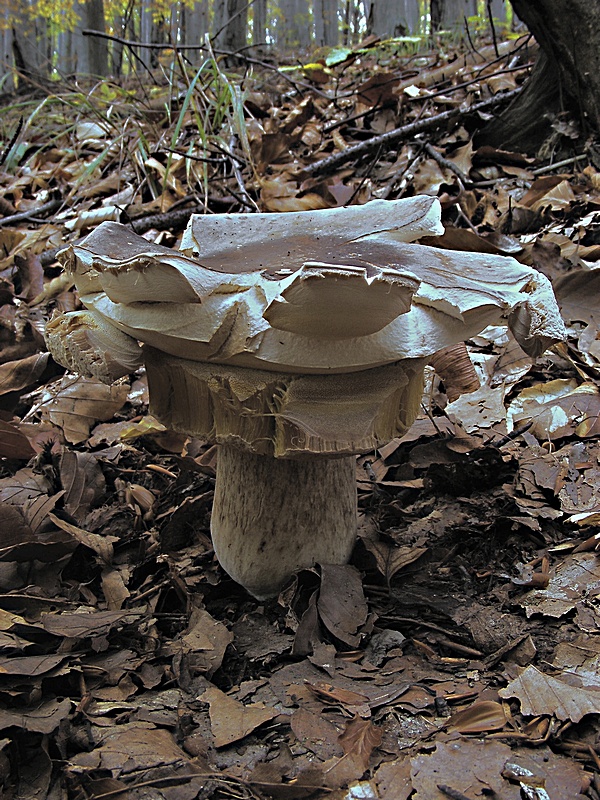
[280, 0, 311, 48]
[183, 1, 208, 63]
[213, 0, 248, 52]
[0, 25, 14, 91]
[211, 446, 358, 599]
[12, 2, 50, 84]
[252, 0, 267, 45]
[475, 48, 561, 153]
[137, 0, 153, 72]
[367, 0, 415, 37]
[314, 0, 338, 46]
[73, 0, 108, 75]
[431, 0, 477, 32]
[510, 0, 600, 135]
[479, 2, 600, 153]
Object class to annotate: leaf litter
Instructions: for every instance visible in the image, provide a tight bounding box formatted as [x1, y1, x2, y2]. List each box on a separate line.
[1, 27, 600, 800]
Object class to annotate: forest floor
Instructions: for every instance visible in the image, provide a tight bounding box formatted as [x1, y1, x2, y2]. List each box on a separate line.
[1, 31, 600, 800]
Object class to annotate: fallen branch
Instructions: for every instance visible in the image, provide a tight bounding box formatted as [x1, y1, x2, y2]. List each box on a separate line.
[0, 198, 62, 227]
[303, 87, 522, 177]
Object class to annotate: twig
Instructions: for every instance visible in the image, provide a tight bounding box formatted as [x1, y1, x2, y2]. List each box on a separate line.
[81, 29, 330, 99]
[0, 198, 62, 227]
[487, 0, 499, 58]
[532, 153, 588, 175]
[420, 141, 469, 183]
[303, 87, 522, 177]
[438, 786, 474, 800]
[211, 0, 257, 45]
[463, 16, 483, 60]
[0, 116, 23, 166]
[404, 63, 533, 103]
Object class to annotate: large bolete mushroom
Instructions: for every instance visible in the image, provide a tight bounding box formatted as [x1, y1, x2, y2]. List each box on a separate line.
[46, 197, 565, 599]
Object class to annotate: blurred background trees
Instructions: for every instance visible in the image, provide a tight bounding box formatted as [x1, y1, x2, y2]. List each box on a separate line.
[0, 0, 512, 87]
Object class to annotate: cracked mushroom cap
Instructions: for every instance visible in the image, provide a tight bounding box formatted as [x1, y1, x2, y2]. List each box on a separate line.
[46, 197, 565, 457]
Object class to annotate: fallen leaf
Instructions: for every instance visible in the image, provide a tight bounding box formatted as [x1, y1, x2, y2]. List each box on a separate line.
[521, 553, 600, 618]
[317, 564, 368, 647]
[499, 664, 600, 722]
[0, 352, 50, 396]
[449, 700, 507, 733]
[360, 538, 427, 583]
[69, 725, 189, 773]
[290, 707, 343, 758]
[507, 379, 600, 440]
[181, 607, 234, 677]
[48, 512, 118, 562]
[44, 376, 128, 444]
[0, 419, 35, 459]
[322, 716, 382, 789]
[200, 685, 278, 747]
[60, 450, 106, 522]
[0, 698, 71, 735]
[42, 610, 143, 638]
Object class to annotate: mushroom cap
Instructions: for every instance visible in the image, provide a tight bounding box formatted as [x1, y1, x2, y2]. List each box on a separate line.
[49, 197, 565, 381]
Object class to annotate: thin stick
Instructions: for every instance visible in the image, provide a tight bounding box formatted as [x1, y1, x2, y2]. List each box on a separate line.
[303, 88, 521, 177]
[0, 198, 62, 227]
[421, 141, 469, 183]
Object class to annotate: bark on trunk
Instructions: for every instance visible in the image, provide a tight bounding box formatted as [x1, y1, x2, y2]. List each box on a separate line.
[367, 0, 415, 38]
[431, 0, 477, 32]
[211, 446, 357, 599]
[475, 48, 562, 154]
[213, 0, 248, 52]
[12, 7, 50, 85]
[313, 0, 339, 47]
[510, 0, 600, 135]
[73, 0, 108, 76]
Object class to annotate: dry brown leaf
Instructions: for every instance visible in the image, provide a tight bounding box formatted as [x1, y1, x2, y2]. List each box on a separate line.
[375, 757, 412, 800]
[322, 716, 382, 789]
[201, 684, 278, 747]
[101, 567, 130, 610]
[0, 502, 33, 546]
[521, 553, 600, 618]
[14, 252, 44, 301]
[499, 664, 600, 722]
[44, 376, 128, 444]
[0, 419, 35, 459]
[48, 512, 118, 562]
[181, 607, 234, 677]
[449, 700, 507, 733]
[70, 725, 189, 773]
[0, 353, 50, 396]
[305, 681, 370, 712]
[339, 716, 383, 766]
[0, 698, 71, 735]
[42, 610, 143, 638]
[507, 379, 600, 440]
[410, 740, 584, 800]
[60, 450, 105, 523]
[290, 707, 343, 758]
[259, 177, 330, 212]
[317, 564, 367, 646]
[361, 538, 427, 583]
[0, 653, 66, 676]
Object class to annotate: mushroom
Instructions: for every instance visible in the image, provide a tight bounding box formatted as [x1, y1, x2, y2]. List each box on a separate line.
[46, 197, 565, 599]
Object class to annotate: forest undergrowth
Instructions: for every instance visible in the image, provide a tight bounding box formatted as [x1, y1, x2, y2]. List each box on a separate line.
[1, 32, 600, 799]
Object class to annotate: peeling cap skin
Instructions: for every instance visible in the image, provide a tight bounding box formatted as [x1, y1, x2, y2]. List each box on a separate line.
[45, 197, 566, 598]
[52, 197, 564, 375]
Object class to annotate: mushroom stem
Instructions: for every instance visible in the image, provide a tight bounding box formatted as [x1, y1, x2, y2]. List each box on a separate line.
[212, 445, 358, 599]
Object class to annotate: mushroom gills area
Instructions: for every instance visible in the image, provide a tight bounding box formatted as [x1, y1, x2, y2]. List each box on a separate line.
[212, 445, 357, 599]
